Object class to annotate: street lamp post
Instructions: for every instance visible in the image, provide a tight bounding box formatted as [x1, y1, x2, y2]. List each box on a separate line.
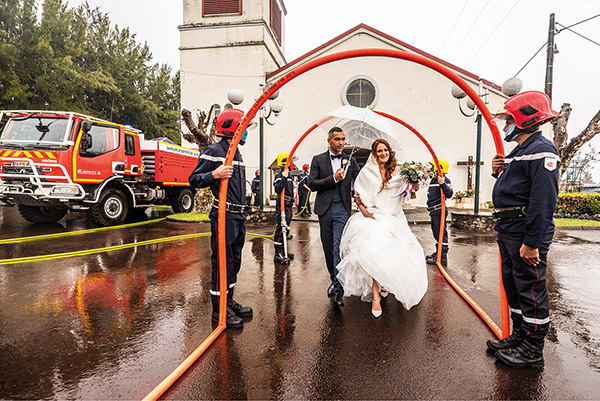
[451, 77, 522, 215]
[451, 81, 487, 215]
[257, 85, 283, 210]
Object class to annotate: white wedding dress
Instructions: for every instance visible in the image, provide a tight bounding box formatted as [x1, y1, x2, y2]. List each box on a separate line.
[337, 156, 428, 310]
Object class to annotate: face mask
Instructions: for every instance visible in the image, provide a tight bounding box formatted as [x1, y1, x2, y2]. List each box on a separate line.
[240, 130, 248, 145]
[503, 124, 518, 142]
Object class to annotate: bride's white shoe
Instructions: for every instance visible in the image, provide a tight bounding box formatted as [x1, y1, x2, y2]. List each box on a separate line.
[371, 309, 382, 318]
[379, 288, 389, 298]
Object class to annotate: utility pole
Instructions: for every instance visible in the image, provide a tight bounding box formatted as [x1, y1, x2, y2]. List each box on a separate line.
[545, 13, 556, 99]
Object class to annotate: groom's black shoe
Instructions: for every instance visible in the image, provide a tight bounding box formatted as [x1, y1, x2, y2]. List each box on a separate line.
[333, 293, 344, 307]
[327, 283, 335, 297]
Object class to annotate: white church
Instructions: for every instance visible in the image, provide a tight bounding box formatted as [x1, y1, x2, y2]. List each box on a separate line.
[179, 0, 524, 207]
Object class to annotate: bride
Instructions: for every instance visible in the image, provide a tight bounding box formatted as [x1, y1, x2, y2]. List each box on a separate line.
[336, 138, 428, 317]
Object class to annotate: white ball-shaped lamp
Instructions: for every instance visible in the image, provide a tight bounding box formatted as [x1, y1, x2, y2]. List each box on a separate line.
[271, 100, 284, 114]
[466, 97, 476, 110]
[502, 77, 523, 97]
[227, 89, 244, 105]
[451, 84, 467, 99]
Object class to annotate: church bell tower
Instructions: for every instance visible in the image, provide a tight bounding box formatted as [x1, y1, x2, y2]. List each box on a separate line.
[179, 0, 287, 115]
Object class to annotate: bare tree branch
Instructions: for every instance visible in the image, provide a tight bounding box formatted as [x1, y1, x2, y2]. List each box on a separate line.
[552, 103, 571, 152]
[554, 105, 600, 178]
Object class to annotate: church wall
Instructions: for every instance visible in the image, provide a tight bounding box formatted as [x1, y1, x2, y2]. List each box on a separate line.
[256, 33, 509, 206]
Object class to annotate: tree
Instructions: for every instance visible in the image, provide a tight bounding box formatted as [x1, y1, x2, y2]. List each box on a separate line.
[553, 103, 600, 179]
[181, 107, 218, 212]
[0, 0, 180, 143]
[561, 146, 598, 192]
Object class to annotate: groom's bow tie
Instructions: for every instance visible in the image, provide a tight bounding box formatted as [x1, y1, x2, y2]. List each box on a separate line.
[330, 153, 342, 160]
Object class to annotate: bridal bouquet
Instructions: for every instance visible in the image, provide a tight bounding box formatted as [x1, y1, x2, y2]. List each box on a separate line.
[397, 161, 435, 199]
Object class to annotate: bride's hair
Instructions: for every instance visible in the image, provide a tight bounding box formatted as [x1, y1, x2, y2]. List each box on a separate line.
[371, 138, 397, 191]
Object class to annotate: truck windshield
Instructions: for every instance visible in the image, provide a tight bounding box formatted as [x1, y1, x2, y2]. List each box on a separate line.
[0, 115, 70, 148]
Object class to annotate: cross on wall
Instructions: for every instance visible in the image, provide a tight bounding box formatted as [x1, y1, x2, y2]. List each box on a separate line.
[456, 156, 485, 190]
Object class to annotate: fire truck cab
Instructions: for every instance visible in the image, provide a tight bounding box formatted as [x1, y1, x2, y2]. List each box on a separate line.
[0, 110, 199, 226]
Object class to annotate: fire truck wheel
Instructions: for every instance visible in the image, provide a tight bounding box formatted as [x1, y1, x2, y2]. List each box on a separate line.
[170, 188, 195, 213]
[88, 188, 129, 226]
[17, 205, 68, 224]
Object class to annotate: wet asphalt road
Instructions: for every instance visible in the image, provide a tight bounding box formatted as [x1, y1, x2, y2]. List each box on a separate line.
[1, 206, 599, 400]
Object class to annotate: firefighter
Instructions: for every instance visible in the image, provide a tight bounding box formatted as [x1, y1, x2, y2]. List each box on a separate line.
[273, 151, 297, 264]
[485, 91, 560, 368]
[188, 108, 252, 329]
[425, 158, 453, 265]
[297, 164, 312, 217]
[251, 169, 260, 207]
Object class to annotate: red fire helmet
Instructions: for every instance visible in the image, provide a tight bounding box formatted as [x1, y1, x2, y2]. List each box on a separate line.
[255, 169, 259, 176]
[492, 91, 558, 129]
[302, 164, 309, 171]
[216, 108, 245, 138]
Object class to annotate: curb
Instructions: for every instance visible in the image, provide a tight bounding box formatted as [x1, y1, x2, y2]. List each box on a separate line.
[556, 225, 600, 230]
[165, 216, 210, 224]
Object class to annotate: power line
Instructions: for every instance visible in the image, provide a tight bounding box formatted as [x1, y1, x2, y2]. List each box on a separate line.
[438, 0, 470, 55]
[556, 22, 600, 48]
[466, 0, 521, 66]
[513, 41, 547, 77]
[556, 13, 600, 32]
[450, 0, 492, 59]
[512, 13, 600, 78]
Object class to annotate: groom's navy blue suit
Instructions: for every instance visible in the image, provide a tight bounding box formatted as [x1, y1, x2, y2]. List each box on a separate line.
[308, 150, 360, 296]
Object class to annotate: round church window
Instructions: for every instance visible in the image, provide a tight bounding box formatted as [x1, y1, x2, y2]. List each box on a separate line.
[342, 75, 379, 109]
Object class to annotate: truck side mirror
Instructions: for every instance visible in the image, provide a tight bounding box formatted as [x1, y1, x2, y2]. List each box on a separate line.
[81, 121, 92, 132]
[80, 121, 93, 151]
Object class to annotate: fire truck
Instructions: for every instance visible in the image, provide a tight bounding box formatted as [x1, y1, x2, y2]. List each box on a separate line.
[0, 110, 199, 226]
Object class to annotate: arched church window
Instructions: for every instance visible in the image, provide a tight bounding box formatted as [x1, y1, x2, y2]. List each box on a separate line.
[342, 75, 379, 109]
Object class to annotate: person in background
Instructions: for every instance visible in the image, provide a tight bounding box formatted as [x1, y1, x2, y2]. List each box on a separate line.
[486, 91, 560, 368]
[425, 158, 453, 265]
[273, 151, 297, 264]
[251, 169, 260, 207]
[297, 164, 312, 217]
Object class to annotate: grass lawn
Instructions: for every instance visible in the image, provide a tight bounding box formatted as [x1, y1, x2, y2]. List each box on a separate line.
[168, 212, 209, 222]
[555, 218, 600, 226]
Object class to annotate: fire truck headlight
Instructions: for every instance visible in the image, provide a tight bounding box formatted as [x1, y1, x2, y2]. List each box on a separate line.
[51, 186, 80, 196]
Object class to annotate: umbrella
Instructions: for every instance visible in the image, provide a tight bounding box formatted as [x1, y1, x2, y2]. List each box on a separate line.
[316, 105, 399, 150]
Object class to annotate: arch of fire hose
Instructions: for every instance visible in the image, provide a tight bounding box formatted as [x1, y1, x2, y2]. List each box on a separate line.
[280, 111, 508, 340]
[143, 48, 509, 401]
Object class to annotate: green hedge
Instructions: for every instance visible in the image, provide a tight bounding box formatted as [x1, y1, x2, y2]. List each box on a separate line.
[555, 193, 600, 216]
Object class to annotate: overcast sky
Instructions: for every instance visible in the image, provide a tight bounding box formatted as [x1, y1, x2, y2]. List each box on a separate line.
[66, 0, 600, 178]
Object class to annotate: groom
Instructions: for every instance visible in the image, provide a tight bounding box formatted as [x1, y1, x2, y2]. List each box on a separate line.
[308, 127, 360, 307]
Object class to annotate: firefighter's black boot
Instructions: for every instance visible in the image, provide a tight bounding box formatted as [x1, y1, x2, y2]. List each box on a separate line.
[274, 249, 288, 264]
[426, 252, 447, 265]
[229, 299, 253, 317]
[212, 305, 243, 329]
[495, 338, 545, 368]
[487, 329, 523, 352]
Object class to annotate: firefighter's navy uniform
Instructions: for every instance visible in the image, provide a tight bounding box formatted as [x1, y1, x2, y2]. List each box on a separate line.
[188, 138, 248, 311]
[426, 175, 453, 261]
[492, 131, 559, 347]
[273, 167, 294, 260]
[251, 173, 260, 207]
